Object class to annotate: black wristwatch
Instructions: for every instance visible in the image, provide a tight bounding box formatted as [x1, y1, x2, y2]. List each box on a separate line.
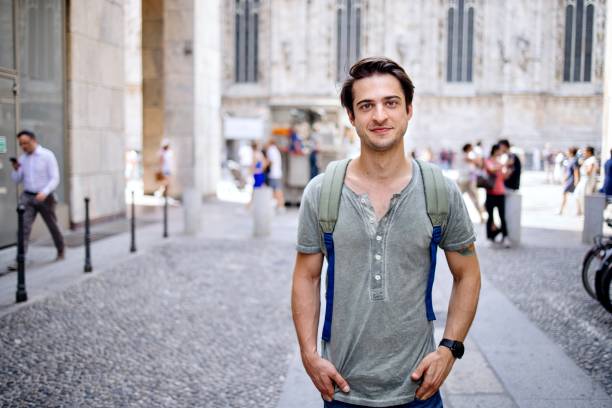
[439, 339, 464, 359]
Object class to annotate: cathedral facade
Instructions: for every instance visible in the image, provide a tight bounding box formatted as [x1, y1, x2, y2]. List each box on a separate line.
[221, 0, 607, 155]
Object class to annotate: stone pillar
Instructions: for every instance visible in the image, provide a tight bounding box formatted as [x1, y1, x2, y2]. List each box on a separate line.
[142, 0, 222, 204]
[583, 193, 607, 244]
[253, 187, 273, 237]
[194, 0, 222, 197]
[505, 191, 522, 246]
[67, 0, 126, 223]
[124, 0, 143, 153]
[142, 0, 165, 194]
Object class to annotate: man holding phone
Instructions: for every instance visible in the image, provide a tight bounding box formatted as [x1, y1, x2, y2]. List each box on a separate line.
[8, 130, 64, 271]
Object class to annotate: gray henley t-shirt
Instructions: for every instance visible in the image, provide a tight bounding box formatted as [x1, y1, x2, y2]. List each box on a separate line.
[296, 160, 475, 407]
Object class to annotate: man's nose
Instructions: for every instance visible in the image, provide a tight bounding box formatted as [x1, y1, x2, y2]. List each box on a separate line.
[372, 104, 388, 123]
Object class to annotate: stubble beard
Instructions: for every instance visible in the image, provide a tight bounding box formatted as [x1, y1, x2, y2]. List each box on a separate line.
[358, 126, 407, 153]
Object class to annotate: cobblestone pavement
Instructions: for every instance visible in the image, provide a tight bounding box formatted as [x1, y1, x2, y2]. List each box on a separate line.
[477, 227, 612, 397]
[0, 238, 295, 407]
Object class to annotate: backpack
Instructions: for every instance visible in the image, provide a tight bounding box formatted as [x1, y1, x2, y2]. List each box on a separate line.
[318, 159, 449, 342]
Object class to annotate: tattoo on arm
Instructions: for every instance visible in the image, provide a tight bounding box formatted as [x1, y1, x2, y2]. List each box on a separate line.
[455, 243, 476, 257]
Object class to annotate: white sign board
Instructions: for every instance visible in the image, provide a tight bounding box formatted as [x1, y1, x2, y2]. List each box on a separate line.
[223, 117, 265, 140]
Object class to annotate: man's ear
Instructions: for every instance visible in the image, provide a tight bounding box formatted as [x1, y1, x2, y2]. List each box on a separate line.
[347, 109, 355, 126]
[406, 104, 413, 120]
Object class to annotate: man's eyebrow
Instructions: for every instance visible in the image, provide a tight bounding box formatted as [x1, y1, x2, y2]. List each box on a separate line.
[355, 95, 402, 105]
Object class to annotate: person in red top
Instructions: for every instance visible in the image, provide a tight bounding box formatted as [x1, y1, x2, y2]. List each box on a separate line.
[484, 143, 511, 248]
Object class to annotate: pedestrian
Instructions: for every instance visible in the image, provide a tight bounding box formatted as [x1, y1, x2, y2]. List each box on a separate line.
[156, 139, 174, 197]
[599, 149, 612, 197]
[498, 139, 521, 191]
[558, 147, 580, 215]
[8, 130, 65, 271]
[265, 137, 285, 212]
[292, 57, 481, 407]
[575, 146, 599, 215]
[246, 140, 267, 210]
[456, 143, 485, 223]
[484, 143, 511, 248]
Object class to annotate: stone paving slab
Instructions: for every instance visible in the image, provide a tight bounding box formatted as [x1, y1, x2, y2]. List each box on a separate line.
[0, 237, 296, 407]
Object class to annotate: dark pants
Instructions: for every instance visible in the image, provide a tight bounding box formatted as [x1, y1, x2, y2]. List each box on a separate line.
[323, 392, 443, 408]
[485, 193, 507, 240]
[19, 192, 64, 255]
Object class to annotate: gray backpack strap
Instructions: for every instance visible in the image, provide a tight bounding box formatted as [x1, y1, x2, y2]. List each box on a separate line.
[318, 159, 351, 233]
[415, 159, 449, 228]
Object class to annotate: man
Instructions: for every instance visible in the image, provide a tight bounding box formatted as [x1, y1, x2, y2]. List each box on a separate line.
[292, 57, 481, 407]
[265, 138, 285, 211]
[499, 139, 521, 191]
[9, 130, 64, 270]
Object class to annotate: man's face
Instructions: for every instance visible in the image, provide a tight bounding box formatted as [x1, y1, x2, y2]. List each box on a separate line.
[348, 73, 412, 152]
[18, 135, 37, 154]
[499, 144, 509, 154]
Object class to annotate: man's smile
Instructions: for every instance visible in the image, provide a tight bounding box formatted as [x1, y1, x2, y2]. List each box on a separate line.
[369, 127, 393, 134]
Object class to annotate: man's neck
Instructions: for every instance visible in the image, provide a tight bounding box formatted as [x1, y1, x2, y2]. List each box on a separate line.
[353, 143, 411, 182]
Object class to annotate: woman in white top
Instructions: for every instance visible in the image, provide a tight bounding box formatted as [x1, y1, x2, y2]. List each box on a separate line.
[575, 146, 599, 216]
[457, 143, 485, 223]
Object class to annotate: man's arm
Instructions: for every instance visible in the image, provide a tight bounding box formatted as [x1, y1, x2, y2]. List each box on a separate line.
[291, 251, 350, 402]
[411, 243, 481, 400]
[39, 151, 60, 198]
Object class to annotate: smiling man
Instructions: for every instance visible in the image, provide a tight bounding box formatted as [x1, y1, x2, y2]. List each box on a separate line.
[292, 57, 481, 407]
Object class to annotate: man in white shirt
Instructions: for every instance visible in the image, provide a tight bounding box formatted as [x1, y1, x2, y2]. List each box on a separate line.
[9, 130, 64, 270]
[265, 138, 285, 211]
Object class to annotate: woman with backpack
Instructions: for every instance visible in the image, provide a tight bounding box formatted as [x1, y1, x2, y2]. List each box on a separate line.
[484, 143, 511, 248]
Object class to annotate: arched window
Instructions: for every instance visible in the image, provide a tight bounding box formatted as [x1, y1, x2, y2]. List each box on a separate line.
[447, 0, 474, 82]
[235, 0, 259, 83]
[336, 0, 362, 81]
[563, 0, 595, 82]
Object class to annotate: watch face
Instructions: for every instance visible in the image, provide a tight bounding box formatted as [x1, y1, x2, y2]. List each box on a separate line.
[441, 339, 464, 358]
[454, 342, 465, 358]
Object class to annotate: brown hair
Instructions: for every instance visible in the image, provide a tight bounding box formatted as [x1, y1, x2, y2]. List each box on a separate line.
[340, 57, 415, 118]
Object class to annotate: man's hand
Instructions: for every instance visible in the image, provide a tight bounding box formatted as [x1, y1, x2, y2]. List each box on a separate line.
[302, 351, 350, 402]
[11, 160, 19, 171]
[35, 192, 47, 202]
[410, 347, 455, 400]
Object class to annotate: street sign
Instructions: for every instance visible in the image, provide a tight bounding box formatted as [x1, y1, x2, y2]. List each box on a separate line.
[0, 136, 6, 154]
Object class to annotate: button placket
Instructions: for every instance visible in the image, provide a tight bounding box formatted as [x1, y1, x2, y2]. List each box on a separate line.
[370, 224, 385, 301]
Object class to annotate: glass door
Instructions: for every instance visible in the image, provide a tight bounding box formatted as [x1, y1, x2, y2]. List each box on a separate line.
[0, 75, 18, 248]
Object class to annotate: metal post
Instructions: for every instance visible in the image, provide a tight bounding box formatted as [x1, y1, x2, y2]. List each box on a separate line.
[163, 187, 168, 238]
[84, 197, 92, 273]
[15, 205, 27, 303]
[130, 191, 137, 253]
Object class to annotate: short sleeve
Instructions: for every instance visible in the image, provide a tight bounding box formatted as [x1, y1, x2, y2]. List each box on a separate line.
[439, 177, 476, 251]
[296, 175, 324, 254]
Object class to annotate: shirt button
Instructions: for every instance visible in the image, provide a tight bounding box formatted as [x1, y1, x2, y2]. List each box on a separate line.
[374, 274, 381, 281]
[370, 217, 375, 223]
[361, 198, 367, 204]
[375, 254, 381, 261]
[376, 235, 382, 241]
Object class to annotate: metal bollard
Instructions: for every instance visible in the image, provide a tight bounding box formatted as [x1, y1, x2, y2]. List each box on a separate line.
[130, 191, 137, 253]
[15, 205, 27, 303]
[163, 187, 168, 238]
[84, 197, 93, 273]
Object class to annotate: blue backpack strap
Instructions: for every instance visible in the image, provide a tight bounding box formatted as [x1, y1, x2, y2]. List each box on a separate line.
[318, 159, 351, 342]
[415, 160, 449, 321]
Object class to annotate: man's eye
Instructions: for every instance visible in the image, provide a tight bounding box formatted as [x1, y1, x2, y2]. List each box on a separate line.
[386, 101, 398, 107]
[360, 103, 372, 110]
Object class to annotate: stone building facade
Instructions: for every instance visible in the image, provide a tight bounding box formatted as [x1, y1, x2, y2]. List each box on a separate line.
[0, 0, 222, 246]
[222, 0, 607, 156]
